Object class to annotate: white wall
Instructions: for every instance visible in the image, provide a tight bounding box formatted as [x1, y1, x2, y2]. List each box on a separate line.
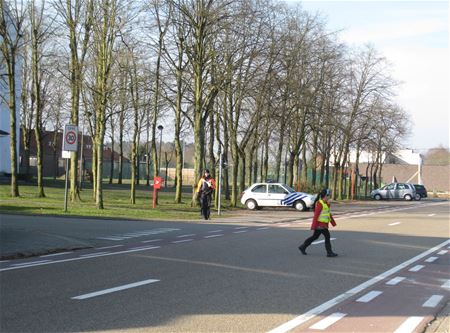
[0, 5, 21, 174]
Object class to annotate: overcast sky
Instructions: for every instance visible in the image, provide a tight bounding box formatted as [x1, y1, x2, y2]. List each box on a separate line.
[290, 0, 449, 150]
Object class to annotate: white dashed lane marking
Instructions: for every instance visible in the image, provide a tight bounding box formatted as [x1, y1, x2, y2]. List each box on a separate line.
[141, 239, 162, 243]
[386, 276, 406, 285]
[207, 230, 223, 233]
[356, 291, 383, 303]
[422, 295, 443, 308]
[312, 238, 336, 245]
[441, 279, 450, 290]
[204, 234, 224, 239]
[408, 265, 424, 272]
[177, 234, 196, 238]
[171, 239, 194, 244]
[72, 278, 159, 300]
[425, 257, 438, 263]
[437, 250, 448, 255]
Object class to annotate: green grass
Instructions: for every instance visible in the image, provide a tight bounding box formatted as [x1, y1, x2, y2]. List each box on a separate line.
[0, 182, 240, 221]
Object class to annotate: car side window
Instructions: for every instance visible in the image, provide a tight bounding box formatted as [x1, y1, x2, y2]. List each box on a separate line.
[397, 183, 406, 190]
[251, 185, 267, 193]
[268, 185, 288, 194]
[386, 184, 395, 190]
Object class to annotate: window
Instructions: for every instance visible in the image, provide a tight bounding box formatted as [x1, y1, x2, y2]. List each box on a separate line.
[251, 185, 266, 193]
[397, 183, 406, 190]
[383, 184, 395, 190]
[268, 185, 288, 194]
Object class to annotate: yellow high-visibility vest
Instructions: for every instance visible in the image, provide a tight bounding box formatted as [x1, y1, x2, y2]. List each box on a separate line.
[318, 199, 331, 223]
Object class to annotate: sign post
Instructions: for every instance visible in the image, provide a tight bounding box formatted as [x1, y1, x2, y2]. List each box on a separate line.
[62, 124, 78, 212]
[152, 176, 162, 208]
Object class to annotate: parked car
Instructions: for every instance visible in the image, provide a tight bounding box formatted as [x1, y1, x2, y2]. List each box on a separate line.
[370, 182, 416, 201]
[413, 184, 427, 200]
[240, 182, 316, 211]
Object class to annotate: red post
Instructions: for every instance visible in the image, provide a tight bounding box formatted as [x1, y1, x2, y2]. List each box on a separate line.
[153, 177, 162, 208]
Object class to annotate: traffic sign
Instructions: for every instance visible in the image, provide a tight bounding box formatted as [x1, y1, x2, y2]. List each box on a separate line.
[63, 124, 78, 152]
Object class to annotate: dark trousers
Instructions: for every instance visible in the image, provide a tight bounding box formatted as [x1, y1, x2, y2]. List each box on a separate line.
[200, 194, 212, 219]
[301, 228, 333, 254]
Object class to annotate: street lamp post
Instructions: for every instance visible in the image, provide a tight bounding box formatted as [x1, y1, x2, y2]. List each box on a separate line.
[157, 125, 163, 176]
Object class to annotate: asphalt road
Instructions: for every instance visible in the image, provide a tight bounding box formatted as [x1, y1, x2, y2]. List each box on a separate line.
[0, 200, 449, 333]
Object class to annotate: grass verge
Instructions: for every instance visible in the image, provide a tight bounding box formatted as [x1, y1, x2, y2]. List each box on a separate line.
[0, 183, 239, 221]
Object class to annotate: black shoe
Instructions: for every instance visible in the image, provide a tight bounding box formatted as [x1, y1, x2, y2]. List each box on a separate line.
[327, 252, 338, 257]
[298, 245, 307, 255]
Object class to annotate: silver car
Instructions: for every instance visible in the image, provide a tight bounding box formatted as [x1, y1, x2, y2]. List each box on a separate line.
[371, 182, 416, 201]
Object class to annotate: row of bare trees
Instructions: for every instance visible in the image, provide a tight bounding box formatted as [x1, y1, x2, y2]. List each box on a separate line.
[1, 0, 410, 207]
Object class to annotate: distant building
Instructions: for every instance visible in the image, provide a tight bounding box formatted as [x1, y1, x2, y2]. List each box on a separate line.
[0, 4, 22, 175]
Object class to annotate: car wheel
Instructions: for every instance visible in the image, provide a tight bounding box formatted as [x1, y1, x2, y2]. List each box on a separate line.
[294, 200, 306, 211]
[245, 199, 258, 210]
[404, 194, 413, 201]
[374, 194, 382, 200]
[414, 193, 421, 201]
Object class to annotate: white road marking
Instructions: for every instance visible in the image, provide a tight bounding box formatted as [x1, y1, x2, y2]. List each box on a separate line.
[409, 265, 424, 272]
[80, 252, 110, 258]
[172, 239, 193, 244]
[128, 246, 160, 251]
[177, 234, 196, 238]
[0, 260, 10, 263]
[207, 230, 223, 233]
[1, 246, 161, 272]
[141, 239, 162, 243]
[11, 260, 52, 267]
[40, 252, 72, 258]
[234, 226, 249, 230]
[441, 279, 450, 290]
[267, 239, 450, 333]
[425, 257, 438, 263]
[96, 237, 124, 241]
[393, 316, 424, 333]
[233, 230, 248, 234]
[386, 276, 405, 285]
[312, 238, 336, 245]
[204, 234, 224, 239]
[388, 222, 402, 226]
[96, 245, 123, 250]
[428, 214, 436, 217]
[309, 312, 347, 330]
[437, 250, 448, 255]
[422, 295, 443, 308]
[256, 227, 269, 230]
[356, 290, 383, 303]
[72, 278, 159, 300]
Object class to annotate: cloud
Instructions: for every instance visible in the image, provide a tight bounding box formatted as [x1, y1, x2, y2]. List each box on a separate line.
[342, 18, 448, 44]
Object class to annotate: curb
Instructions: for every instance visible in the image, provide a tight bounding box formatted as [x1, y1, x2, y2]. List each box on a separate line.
[423, 300, 450, 333]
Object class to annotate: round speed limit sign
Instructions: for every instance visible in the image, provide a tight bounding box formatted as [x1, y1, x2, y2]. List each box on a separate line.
[63, 124, 78, 152]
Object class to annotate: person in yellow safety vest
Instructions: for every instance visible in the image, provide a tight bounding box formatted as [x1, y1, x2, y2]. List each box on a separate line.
[298, 188, 338, 257]
[196, 169, 216, 220]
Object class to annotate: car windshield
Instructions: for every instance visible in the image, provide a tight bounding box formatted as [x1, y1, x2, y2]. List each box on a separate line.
[281, 184, 296, 193]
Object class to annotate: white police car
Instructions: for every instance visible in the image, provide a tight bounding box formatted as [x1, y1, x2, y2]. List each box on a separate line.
[240, 182, 315, 211]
